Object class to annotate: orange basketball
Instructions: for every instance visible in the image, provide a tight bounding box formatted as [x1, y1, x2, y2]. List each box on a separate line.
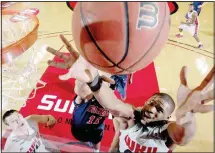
[72, 2, 170, 74]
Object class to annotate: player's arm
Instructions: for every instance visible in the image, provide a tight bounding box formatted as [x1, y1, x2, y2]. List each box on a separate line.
[182, 12, 197, 25]
[109, 117, 121, 152]
[190, 12, 197, 24]
[188, 12, 197, 25]
[167, 113, 196, 146]
[26, 114, 56, 128]
[46, 35, 134, 118]
[201, 89, 214, 104]
[167, 66, 214, 146]
[74, 95, 85, 104]
[26, 114, 52, 123]
[92, 79, 134, 118]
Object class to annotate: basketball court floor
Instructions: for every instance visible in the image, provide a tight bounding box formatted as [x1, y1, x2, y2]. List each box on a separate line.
[1, 2, 214, 152]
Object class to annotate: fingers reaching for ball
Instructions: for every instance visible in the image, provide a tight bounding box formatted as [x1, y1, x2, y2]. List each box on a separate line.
[201, 89, 214, 104]
[46, 34, 81, 70]
[59, 34, 79, 60]
[180, 66, 188, 87]
[192, 104, 214, 114]
[47, 46, 69, 61]
[101, 75, 115, 85]
[47, 60, 71, 69]
[194, 66, 214, 91]
[176, 66, 214, 118]
[46, 46, 71, 69]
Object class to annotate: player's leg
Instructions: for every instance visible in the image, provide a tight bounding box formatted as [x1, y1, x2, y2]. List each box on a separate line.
[193, 34, 203, 48]
[193, 25, 203, 48]
[176, 24, 185, 38]
[176, 28, 184, 38]
[91, 142, 100, 152]
[89, 129, 104, 152]
[111, 74, 129, 100]
[118, 75, 129, 100]
[71, 126, 89, 142]
[196, 8, 202, 16]
[117, 80, 127, 100]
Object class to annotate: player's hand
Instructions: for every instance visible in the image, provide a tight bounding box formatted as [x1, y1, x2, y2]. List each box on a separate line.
[47, 34, 79, 70]
[176, 66, 214, 120]
[45, 115, 56, 129]
[46, 34, 98, 83]
[198, 5, 202, 8]
[46, 35, 115, 84]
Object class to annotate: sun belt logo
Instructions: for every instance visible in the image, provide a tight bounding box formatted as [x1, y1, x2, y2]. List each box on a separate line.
[136, 2, 159, 29]
[37, 94, 113, 119]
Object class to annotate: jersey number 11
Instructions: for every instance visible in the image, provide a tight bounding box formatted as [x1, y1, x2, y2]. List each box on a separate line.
[87, 115, 102, 124]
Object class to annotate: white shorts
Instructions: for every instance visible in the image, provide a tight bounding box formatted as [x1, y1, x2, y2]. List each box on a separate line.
[179, 24, 199, 36]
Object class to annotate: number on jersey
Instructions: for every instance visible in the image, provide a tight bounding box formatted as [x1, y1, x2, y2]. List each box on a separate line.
[87, 115, 102, 124]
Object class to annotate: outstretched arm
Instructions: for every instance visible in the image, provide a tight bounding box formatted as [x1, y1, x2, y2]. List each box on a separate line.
[26, 114, 56, 128]
[168, 66, 214, 145]
[46, 35, 134, 118]
[167, 113, 196, 146]
[93, 80, 134, 118]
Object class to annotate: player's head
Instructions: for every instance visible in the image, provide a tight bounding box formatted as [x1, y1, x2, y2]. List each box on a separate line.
[140, 93, 175, 124]
[3, 110, 27, 130]
[188, 4, 194, 11]
[74, 80, 93, 99]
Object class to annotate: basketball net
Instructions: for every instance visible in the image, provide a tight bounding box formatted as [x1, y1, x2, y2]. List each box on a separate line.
[2, 8, 47, 109]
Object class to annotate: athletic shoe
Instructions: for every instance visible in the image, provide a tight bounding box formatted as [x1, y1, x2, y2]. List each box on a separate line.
[175, 34, 183, 38]
[198, 44, 203, 49]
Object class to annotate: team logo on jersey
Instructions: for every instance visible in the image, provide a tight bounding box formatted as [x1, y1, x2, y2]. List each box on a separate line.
[87, 105, 109, 117]
[124, 135, 158, 152]
[27, 136, 41, 153]
[136, 2, 159, 29]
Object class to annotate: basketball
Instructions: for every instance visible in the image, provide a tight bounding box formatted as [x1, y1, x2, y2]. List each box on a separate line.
[72, 2, 170, 74]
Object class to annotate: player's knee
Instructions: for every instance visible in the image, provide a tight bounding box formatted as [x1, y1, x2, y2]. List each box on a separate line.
[193, 33, 197, 37]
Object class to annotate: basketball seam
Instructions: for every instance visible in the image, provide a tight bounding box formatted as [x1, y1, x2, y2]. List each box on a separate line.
[116, 2, 130, 66]
[80, 2, 126, 71]
[116, 2, 167, 74]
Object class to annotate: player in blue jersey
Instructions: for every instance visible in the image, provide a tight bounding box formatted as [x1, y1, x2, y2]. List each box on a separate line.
[71, 80, 109, 152]
[192, 2, 204, 16]
[46, 34, 113, 152]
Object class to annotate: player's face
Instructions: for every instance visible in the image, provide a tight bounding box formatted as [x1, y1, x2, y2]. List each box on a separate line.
[5, 112, 27, 130]
[188, 5, 194, 11]
[74, 80, 92, 99]
[141, 95, 170, 124]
